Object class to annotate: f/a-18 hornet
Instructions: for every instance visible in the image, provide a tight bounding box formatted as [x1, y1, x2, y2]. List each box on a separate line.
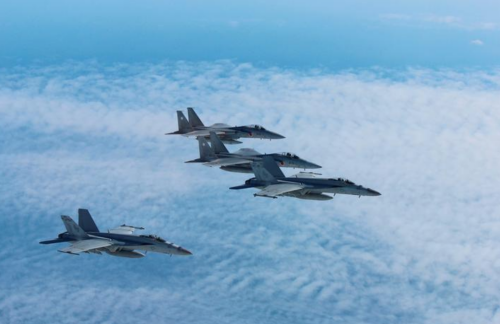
[230, 156, 381, 200]
[167, 107, 285, 144]
[40, 209, 192, 258]
[187, 131, 321, 173]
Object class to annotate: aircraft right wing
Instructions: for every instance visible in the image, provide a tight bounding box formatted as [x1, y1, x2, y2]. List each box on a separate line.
[58, 239, 113, 255]
[254, 183, 305, 198]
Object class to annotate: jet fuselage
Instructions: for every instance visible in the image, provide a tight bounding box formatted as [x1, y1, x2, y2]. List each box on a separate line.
[240, 177, 381, 197]
[54, 232, 192, 256]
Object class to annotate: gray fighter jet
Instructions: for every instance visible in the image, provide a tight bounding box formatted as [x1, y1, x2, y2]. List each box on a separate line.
[186, 132, 321, 173]
[167, 107, 285, 144]
[230, 156, 381, 200]
[40, 209, 192, 258]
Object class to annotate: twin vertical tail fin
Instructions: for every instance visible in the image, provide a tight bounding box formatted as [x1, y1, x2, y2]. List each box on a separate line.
[251, 156, 285, 182]
[198, 137, 216, 161]
[167, 111, 192, 134]
[78, 209, 99, 232]
[185, 137, 217, 163]
[61, 215, 88, 239]
[177, 111, 192, 133]
[209, 131, 229, 154]
[187, 107, 204, 128]
[167, 108, 203, 134]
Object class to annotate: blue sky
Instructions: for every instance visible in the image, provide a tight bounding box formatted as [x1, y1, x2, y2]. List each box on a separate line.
[1, 2, 500, 324]
[1, 0, 499, 68]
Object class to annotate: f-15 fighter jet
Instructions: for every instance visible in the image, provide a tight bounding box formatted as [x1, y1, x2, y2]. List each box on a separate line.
[167, 107, 285, 144]
[186, 132, 321, 173]
[230, 156, 381, 200]
[40, 209, 192, 258]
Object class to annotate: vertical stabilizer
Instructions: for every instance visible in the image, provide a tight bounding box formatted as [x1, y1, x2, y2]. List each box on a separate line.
[176, 111, 192, 133]
[251, 156, 285, 182]
[78, 209, 99, 233]
[209, 131, 229, 154]
[198, 137, 216, 161]
[187, 107, 205, 128]
[61, 215, 88, 239]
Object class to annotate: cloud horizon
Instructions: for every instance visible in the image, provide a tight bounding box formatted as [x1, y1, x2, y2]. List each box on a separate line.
[1, 61, 499, 324]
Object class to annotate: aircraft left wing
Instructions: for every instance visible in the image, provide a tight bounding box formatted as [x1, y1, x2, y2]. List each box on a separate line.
[108, 225, 144, 235]
[203, 158, 252, 167]
[185, 129, 235, 137]
[58, 239, 113, 255]
[254, 183, 305, 198]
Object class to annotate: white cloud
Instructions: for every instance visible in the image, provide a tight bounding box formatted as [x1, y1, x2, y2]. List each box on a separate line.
[379, 13, 411, 21]
[228, 20, 240, 28]
[1, 62, 500, 324]
[381, 13, 499, 31]
[423, 15, 461, 24]
[471, 39, 484, 46]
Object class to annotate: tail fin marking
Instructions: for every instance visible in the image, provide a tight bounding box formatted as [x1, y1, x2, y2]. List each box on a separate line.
[198, 137, 216, 161]
[177, 111, 192, 133]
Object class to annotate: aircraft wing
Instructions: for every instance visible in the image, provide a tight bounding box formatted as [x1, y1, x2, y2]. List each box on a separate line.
[203, 158, 252, 167]
[58, 239, 113, 255]
[254, 183, 305, 198]
[186, 129, 235, 137]
[108, 225, 144, 235]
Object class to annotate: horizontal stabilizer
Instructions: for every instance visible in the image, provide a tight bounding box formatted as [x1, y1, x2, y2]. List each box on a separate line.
[230, 184, 257, 190]
[185, 158, 206, 163]
[39, 238, 72, 245]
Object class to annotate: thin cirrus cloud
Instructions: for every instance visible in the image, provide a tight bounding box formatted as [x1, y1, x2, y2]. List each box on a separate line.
[380, 13, 499, 31]
[0, 62, 500, 324]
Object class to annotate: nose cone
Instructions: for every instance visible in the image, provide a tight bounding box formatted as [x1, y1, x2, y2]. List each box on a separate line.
[177, 247, 192, 256]
[366, 188, 381, 196]
[302, 160, 322, 169]
[266, 131, 285, 139]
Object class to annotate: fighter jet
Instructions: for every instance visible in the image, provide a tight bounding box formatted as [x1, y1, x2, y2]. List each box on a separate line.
[230, 156, 381, 200]
[40, 209, 192, 258]
[186, 132, 321, 173]
[167, 107, 285, 144]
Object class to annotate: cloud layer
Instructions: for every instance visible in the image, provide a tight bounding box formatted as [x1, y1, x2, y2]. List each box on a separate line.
[1, 62, 500, 324]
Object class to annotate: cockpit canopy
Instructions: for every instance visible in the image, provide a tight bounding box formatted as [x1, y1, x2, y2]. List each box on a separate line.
[330, 178, 356, 185]
[280, 152, 299, 159]
[248, 124, 266, 130]
[212, 123, 231, 127]
[140, 234, 166, 243]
